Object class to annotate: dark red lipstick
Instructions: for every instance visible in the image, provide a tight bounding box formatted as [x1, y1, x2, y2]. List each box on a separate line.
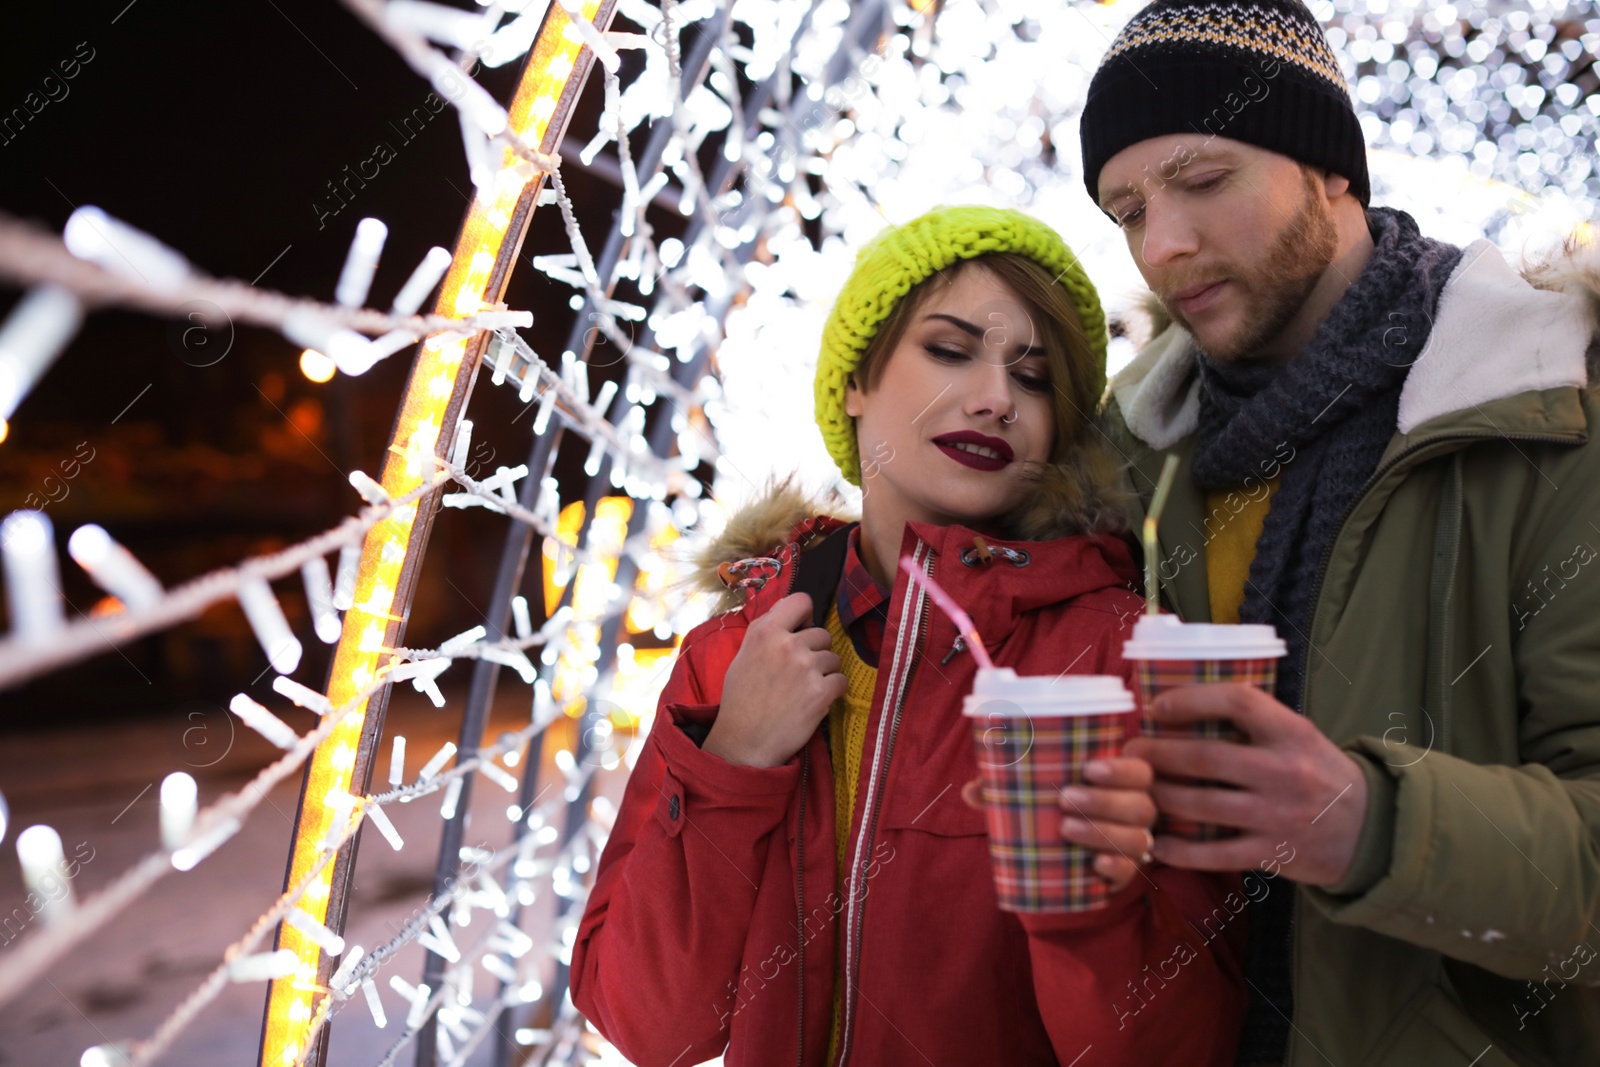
[932, 430, 1013, 471]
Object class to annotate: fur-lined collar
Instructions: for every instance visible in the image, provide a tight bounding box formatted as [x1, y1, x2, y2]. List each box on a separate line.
[684, 449, 1131, 616]
[1111, 238, 1599, 448]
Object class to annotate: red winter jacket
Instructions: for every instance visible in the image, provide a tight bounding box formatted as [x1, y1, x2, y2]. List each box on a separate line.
[573, 507, 1248, 1066]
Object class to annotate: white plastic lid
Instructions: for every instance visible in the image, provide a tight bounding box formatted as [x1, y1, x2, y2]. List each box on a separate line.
[1121, 613, 1287, 660]
[961, 667, 1134, 717]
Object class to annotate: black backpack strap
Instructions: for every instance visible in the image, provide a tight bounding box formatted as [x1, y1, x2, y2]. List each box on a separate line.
[793, 522, 856, 762]
[792, 521, 857, 628]
[680, 522, 857, 752]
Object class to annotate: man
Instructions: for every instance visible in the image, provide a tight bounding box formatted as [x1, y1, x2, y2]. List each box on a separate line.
[1071, 1, 1600, 1064]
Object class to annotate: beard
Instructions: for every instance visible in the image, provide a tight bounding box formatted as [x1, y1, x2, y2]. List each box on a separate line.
[1165, 168, 1340, 363]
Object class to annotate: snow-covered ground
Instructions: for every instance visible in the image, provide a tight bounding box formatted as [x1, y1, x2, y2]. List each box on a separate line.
[0, 687, 555, 1067]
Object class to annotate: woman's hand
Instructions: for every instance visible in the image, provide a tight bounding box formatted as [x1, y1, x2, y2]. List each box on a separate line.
[703, 592, 847, 768]
[961, 757, 1158, 892]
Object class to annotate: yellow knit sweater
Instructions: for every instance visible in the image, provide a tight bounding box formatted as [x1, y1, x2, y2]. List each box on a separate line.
[823, 601, 877, 1064]
[1203, 477, 1280, 623]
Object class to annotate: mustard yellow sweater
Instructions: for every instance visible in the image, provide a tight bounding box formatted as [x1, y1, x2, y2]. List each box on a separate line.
[1204, 477, 1280, 624]
[823, 601, 876, 1064]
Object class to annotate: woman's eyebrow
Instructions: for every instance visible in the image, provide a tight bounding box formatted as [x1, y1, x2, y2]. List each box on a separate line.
[924, 312, 1045, 356]
[924, 312, 982, 338]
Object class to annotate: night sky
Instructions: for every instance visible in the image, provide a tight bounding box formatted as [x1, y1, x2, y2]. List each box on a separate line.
[0, 2, 666, 726]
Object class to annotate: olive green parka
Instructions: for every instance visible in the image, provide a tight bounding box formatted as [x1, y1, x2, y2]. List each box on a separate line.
[1104, 237, 1600, 1066]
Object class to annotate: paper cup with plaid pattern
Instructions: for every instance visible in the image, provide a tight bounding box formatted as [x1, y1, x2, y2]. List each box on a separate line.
[963, 669, 1135, 913]
[1122, 614, 1286, 840]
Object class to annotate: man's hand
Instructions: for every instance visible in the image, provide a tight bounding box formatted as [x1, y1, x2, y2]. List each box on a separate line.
[961, 757, 1157, 893]
[703, 592, 846, 768]
[1124, 683, 1369, 887]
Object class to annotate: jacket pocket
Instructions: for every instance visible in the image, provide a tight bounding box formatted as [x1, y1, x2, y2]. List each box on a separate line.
[1367, 980, 1521, 1067]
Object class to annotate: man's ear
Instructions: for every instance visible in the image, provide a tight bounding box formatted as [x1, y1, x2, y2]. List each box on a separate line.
[1321, 169, 1351, 201]
[844, 372, 864, 417]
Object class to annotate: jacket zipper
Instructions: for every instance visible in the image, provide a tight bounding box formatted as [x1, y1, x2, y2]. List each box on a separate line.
[1285, 430, 1576, 1067]
[1427, 454, 1464, 758]
[796, 748, 808, 1067]
[1298, 429, 1577, 708]
[836, 542, 933, 1065]
[780, 543, 806, 1067]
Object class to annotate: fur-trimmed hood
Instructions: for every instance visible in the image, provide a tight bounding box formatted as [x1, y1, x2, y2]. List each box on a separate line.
[1111, 237, 1600, 449]
[683, 446, 1133, 616]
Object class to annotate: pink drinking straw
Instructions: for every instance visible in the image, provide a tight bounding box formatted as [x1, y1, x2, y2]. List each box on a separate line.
[898, 555, 995, 670]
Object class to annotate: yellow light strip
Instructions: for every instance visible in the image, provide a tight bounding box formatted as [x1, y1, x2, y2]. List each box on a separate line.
[550, 496, 631, 710]
[261, 6, 607, 1065]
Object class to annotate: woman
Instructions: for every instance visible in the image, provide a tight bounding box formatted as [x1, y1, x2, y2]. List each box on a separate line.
[572, 206, 1247, 1065]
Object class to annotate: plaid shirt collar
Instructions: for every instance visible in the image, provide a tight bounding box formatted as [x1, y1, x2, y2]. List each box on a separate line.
[835, 523, 890, 668]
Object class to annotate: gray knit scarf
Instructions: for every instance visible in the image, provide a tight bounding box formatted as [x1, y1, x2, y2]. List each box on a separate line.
[1188, 206, 1463, 1067]
[1190, 206, 1464, 714]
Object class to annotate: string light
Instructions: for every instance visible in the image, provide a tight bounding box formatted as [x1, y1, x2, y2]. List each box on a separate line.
[271, 676, 334, 716]
[477, 759, 520, 793]
[2, 511, 64, 642]
[360, 977, 387, 1028]
[301, 555, 342, 644]
[280, 309, 376, 378]
[79, 1044, 132, 1067]
[418, 741, 457, 781]
[0, 286, 83, 421]
[284, 908, 346, 958]
[334, 218, 389, 309]
[3, 6, 1589, 1067]
[16, 825, 72, 922]
[363, 801, 405, 851]
[62, 206, 191, 290]
[236, 578, 302, 676]
[328, 945, 364, 995]
[68, 524, 164, 610]
[332, 544, 360, 611]
[228, 950, 300, 983]
[299, 348, 336, 383]
[229, 694, 301, 750]
[391, 246, 454, 315]
[159, 773, 198, 851]
[388, 735, 406, 787]
[348, 469, 390, 506]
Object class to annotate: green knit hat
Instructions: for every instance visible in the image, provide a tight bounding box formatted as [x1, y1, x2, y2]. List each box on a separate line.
[814, 205, 1107, 486]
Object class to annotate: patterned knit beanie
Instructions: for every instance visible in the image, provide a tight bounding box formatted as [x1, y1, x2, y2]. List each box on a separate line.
[814, 205, 1105, 487]
[1079, 0, 1369, 208]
